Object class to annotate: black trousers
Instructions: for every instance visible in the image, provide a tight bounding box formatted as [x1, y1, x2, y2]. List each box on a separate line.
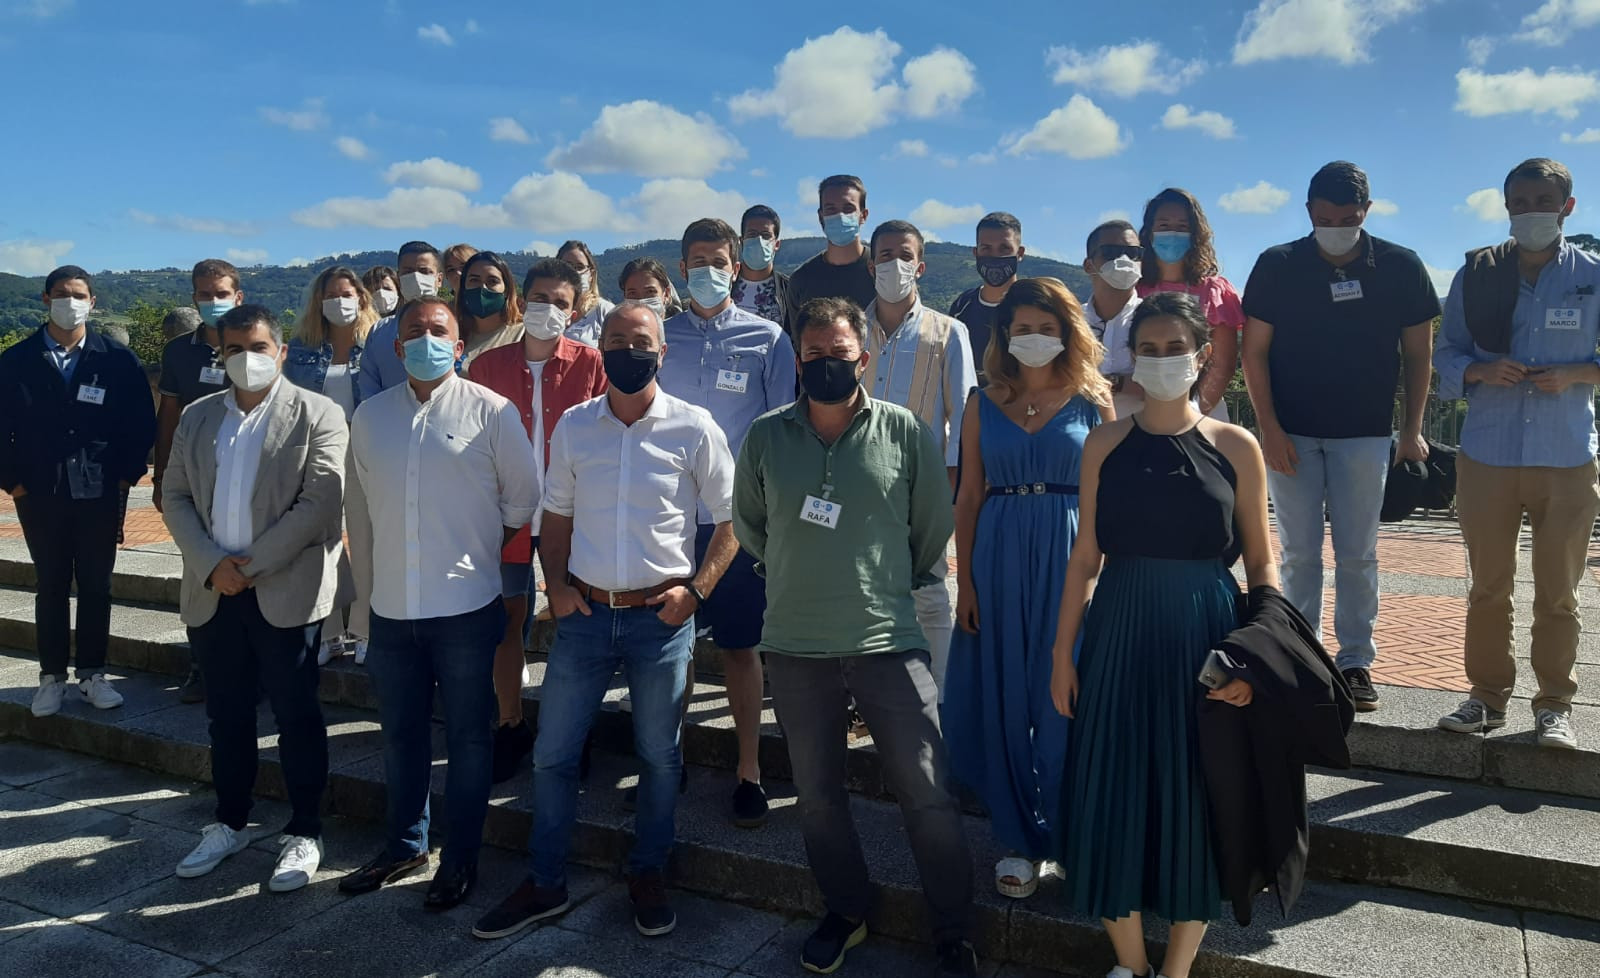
[190, 591, 328, 838]
[15, 492, 120, 680]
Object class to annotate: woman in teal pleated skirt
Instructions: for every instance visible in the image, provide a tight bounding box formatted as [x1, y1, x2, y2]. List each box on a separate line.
[1049, 292, 1280, 978]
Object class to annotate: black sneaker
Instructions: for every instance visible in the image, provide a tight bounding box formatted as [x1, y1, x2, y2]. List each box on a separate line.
[491, 719, 535, 785]
[1342, 667, 1381, 712]
[627, 870, 676, 937]
[472, 879, 570, 940]
[801, 912, 867, 974]
[731, 779, 768, 828]
[622, 767, 689, 812]
[178, 669, 206, 705]
[936, 939, 980, 976]
[577, 731, 594, 782]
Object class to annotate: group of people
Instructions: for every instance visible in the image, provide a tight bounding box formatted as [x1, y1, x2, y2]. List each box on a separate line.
[0, 155, 1595, 978]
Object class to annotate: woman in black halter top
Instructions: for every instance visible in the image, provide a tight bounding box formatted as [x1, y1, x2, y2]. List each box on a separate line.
[1048, 292, 1279, 978]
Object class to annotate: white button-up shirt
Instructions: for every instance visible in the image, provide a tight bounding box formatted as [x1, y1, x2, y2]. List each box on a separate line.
[211, 379, 282, 554]
[1085, 293, 1143, 420]
[543, 389, 735, 593]
[351, 373, 540, 620]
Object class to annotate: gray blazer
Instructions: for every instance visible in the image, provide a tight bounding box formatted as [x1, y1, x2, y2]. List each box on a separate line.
[161, 380, 351, 628]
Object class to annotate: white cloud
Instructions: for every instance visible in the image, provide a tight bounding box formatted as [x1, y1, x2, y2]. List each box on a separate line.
[1368, 198, 1400, 216]
[417, 23, 453, 46]
[0, 238, 73, 275]
[968, 151, 999, 165]
[1007, 95, 1126, 159]
[1218, 181, 1291, 214]
[128, 210, 260, 236]
[902, 47, 978, 117]
[1515, 0, 1600, 45]
[334, 136, 370, 160]
[1455, 66, 1600, 119]
[1460, 188, 1506, 221]
[748, 167, 769, 177]
[292, 187, 508, 230]
[260, 97, 328, 132]
[1046, 41, 1204, 97]
[10, 0, 73, 18]
[225, 248, 268, 265]
[1160, 104, 1237, 140]
[1233, 0, 1426, 65]
[383, 157, 482, 192]
[628, 179, 748, 238]
[1563, 127, 1600, 143]
[1097, 209, 1133, 224]
[909, 199, 985, 228]
[524, 240, 559, 256]
[285, 257, 312, 268]
[1425, 263, 1457, 296]
[501, 171, 630, 233]
[489, 117, 532, 144]
[546, 100, 745, 179]
[463, 18, 480, 34]
[894, 139, 930, 158]
[1466, 36, 1495, 66]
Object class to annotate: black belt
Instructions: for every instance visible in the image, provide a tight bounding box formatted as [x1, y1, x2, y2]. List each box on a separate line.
[987, 482, 1078, 497]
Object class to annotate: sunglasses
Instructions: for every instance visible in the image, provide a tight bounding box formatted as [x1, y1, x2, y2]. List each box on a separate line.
[1094, 245, 1145, 262]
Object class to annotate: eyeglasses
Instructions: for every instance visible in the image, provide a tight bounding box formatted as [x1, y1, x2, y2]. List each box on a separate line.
[1094, 245, 1144, 262]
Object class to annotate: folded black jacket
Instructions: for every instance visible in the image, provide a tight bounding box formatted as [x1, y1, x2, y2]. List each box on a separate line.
[1198, 586, 1355, 925]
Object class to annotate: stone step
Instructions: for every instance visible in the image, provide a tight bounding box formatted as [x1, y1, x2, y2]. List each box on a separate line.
[1, 654, 1593, 978]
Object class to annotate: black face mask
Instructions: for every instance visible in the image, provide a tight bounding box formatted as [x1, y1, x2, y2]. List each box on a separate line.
[976, 255, 1019, 288]
[800, 356, 861, 404]
[460, 286, 507, 320]
[602, 348, 660, 395]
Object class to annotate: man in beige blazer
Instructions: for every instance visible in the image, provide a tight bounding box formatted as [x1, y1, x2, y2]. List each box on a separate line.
[161, 303, 350, 894]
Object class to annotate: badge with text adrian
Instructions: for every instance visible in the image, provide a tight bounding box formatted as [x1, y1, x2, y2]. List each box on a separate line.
[76, 382, 106, 405]
[1330, 279, 1364, 303]
[200, 365, 226, 385]
[800, 494, 842, 530]
[1547, 307, 1581, 331]
[715, 369, 750, 394]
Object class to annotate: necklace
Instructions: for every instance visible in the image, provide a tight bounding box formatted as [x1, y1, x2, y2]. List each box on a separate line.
[1026, 404, 1038, 417]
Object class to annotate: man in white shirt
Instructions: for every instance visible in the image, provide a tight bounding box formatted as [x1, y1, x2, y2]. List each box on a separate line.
[339, 296, 541, 910]
[474, 301, 737, 943]
[161, 304, 350, 894]
[1082, 219, 1145, 419]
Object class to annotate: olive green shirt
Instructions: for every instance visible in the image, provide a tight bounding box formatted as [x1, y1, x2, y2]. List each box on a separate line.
[732, 392, 953, 657]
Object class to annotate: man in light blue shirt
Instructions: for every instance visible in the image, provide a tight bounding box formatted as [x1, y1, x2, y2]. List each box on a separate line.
[863, 219, 977, 698]
[357, 240, 443, 401]
[654, 217, 795, 829]
[1433, 157, 1600, 750]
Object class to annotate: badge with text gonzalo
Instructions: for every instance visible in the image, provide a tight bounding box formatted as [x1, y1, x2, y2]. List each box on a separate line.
[1330, 280, 1364, 303]
[800, 494, 841, 530]
[715, 369, 750, 394]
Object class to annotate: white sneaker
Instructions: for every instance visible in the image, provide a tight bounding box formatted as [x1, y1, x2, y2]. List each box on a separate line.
[176, 822, 250, 878]
[32, 677, 66, 717]
[78, 674, 124, 710]
[1105, 968, 1156, 978]
[352, 639, 368, 666]
[520, 663, 531, 687]
[269, 834, 323, 893]
[1536, 709, 1578, 750]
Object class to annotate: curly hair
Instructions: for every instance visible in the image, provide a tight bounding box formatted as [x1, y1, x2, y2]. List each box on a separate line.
[1138, 187, 1219, 286]
[983, 277, 1110, 408]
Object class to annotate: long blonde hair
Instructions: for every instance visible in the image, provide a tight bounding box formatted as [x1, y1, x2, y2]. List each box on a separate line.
[983, 277, 1111, 407]
[297, 265, 377, 349]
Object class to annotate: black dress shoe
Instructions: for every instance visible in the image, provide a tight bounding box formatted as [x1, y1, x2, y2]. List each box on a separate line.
[178, 669, 206, 705]
[491, 719, 535, 785]
[338, 853, 429, 894]
[424, 862, 476, 911]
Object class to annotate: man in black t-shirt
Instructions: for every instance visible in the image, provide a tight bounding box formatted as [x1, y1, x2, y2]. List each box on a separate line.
[783, 175, 876, 333]
[948, 211, 1026, 386]
[1241, 161, 1440, 714]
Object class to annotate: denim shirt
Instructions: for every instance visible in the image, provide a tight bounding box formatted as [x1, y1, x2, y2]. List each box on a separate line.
[284, 338, 365, 409]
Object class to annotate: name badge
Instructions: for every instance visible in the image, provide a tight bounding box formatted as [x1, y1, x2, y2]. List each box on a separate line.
[76, 384, 106, 405]
[1547, 307, 1581, 331]
[799, 494, 841, 530]
[715, 369, 749, 394]
[1330, 280, 1364, 303]
[200, 365, 226, 385]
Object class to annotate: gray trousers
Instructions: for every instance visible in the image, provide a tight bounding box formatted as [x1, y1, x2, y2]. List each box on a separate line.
[766, 649, 973, 944]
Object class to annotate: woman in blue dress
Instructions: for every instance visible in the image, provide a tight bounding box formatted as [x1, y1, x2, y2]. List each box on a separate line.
[1050, 291, 1277, 978]
[942, 277, 1113, 899]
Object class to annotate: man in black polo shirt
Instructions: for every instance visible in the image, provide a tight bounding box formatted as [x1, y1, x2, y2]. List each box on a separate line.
[153, 257, 243, 703]
[1241, 161, 1439, 713]
[783, 175, 877, 333]
[948, 211, 1026, 386]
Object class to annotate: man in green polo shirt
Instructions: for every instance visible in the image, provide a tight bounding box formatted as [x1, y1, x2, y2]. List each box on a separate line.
[732, 296, 977, 977]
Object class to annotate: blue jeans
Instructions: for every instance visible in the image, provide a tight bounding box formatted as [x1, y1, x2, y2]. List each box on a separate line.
[528, 601, 693, 888]
[368, 598, 505, 869]
[1267, 434, 1390, 671]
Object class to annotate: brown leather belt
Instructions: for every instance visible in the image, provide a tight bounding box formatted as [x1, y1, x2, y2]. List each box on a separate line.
[569, 575, 685, 609]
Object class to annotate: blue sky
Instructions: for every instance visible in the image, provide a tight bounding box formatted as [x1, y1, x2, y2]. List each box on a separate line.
[1, 0, 1598, 292]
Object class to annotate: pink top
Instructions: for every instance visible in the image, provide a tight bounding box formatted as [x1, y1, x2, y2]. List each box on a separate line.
[1138, 276, 1245, 334]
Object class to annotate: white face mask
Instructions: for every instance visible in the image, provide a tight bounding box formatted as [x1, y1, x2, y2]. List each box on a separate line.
[1097, 256, 1142, 291]
[225, 350, 280, 393]
[49, 296, 92, 330]
[523, 302, 569, 341]
[1132, 352, 1200, 403]
[874, 258, 919, 303]
[1510, 211, 1563, 251]
[322, 296, 361, 327]
[399, 271, 438, 301]
[373, 287, 399, 315]
[1009, 333, 1065, 368]
[577, 270, 592, 294]
[1314, 226, 1363, 257]
[640, 296, 667, 319]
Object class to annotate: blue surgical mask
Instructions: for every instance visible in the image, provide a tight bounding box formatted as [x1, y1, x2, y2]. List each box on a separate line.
[687, 266, 732, 309]
[822, 212, 861, 247]
[741, 236, 775, 271]
[197, 298, 235, 327]
[402, 334, 457, 382]
[1151, 231, 1192, 265]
